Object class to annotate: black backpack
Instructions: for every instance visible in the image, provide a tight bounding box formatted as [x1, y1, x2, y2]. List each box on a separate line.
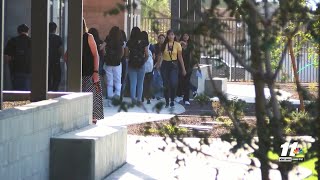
[105, 43, 121, 66]
[129, 41, 145, 69]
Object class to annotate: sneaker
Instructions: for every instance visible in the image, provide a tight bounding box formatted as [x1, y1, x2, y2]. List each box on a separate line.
[170, 101, 175, 108]
[175, 97, 183, 103]
[184, 101, 190, 105]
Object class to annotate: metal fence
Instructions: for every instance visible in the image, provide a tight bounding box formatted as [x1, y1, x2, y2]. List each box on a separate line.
[141, 18, 171, 44]
[141, 18, 319, 83]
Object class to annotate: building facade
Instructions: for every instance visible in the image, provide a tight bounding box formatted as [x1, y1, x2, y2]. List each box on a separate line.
[2, 0, 132, 90]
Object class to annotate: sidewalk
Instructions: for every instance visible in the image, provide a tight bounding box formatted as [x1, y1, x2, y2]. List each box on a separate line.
[97, 98, 186, 126]
[105, 136, 313, 180]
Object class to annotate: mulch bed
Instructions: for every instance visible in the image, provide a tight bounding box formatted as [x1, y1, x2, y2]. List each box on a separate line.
[127, 81, 319, 138]
[2, 101, 30, 110]
[127, 115, 256, 138]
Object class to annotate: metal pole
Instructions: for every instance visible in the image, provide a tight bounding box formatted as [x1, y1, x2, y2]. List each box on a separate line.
[0, 0, 4, 109]
[67, 0, 83, 92]
[30, 0, 49, 102]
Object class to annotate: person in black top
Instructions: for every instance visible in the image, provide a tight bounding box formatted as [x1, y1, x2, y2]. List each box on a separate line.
[127, 27, 149, 104]
[103, 26, 124, 106]
[4, 24, 31, 91]
[178, 33, 197, 105]
[48, 22, 63, 91]
[81, 19, 104, 124]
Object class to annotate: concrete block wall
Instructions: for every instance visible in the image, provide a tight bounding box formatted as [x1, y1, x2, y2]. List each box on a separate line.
[0, 93, 92, 180]
[50, 125, 127, 180]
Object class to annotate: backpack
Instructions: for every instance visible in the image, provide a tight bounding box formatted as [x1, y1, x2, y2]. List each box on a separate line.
[129, 41, 145, 69]
[104, 42, 121, 66]
[144, 44, 154, 73]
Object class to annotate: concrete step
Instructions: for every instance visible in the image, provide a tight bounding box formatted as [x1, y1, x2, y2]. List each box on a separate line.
[50, 125, 127, 180]
[179, 124, 213, 131]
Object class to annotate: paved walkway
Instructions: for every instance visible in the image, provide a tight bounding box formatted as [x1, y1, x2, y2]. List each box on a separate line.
[105, 136, 312, 180]
[210, 84, 300, 105]
[97, 98, 186, 126]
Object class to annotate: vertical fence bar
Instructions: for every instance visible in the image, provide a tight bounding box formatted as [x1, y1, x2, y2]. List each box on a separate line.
[0, 0, 4, 109]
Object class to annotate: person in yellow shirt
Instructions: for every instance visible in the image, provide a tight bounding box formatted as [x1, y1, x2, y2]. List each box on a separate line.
[155, 30, 187, 108]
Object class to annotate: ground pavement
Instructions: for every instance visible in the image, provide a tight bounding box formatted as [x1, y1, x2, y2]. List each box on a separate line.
[105, 136, 313, 180]
[99, 85, 310, 179]
[97, 98, 186, 126]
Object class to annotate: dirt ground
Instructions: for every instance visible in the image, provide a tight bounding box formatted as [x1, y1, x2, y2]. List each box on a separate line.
[127, 115, 256, 138]
[128, 82, 318, 138]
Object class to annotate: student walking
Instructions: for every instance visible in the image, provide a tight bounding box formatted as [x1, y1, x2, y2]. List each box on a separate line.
[141, 31, 155, 104]
[4, 24, 31, 91]
[127, 27, 149, 104]
[81, 19, 104, 124]
[48, 22, 63, 91]
[153, 34, 165, 100]
[155, 30, 187, 108]
[104, 26, 124, 106]
[178, 33, 196, 105]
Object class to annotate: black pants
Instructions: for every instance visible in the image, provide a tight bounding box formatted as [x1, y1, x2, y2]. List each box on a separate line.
[143, 72, 153, 101]
[177, 63, 192, 101]
[181, 72, 192, 101]
[48, 63, 61, 91]
[161, 61, 179, 103]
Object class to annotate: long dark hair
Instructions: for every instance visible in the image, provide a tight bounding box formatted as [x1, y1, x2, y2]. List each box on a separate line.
[180, 33, 191, 44]
[88, 28, 101, 44]
[108, 26, 121, 48]
[161, 30, 174, 52]
[129, 27, 141, 43]
[141, 31, 149, 44]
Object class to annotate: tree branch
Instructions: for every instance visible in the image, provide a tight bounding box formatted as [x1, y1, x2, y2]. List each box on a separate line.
[272, 41, 289, 80]
[272, 22, 305, 80]
[214, 33, 258, 75]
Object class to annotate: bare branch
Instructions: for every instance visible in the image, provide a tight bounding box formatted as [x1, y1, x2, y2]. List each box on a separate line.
[214, 33, 258, 75]
[272, 22, 305, 80]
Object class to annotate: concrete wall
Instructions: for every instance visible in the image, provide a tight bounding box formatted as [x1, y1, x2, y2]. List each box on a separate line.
[0, 93, 92, 180]
[83, 0, 125, 39]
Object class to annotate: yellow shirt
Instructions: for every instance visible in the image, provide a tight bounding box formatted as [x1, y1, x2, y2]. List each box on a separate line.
[162, 41, 182, 61]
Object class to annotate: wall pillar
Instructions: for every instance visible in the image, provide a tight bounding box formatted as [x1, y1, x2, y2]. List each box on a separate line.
[67, 0, 83, 92]
[31, 0, 49, 102]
